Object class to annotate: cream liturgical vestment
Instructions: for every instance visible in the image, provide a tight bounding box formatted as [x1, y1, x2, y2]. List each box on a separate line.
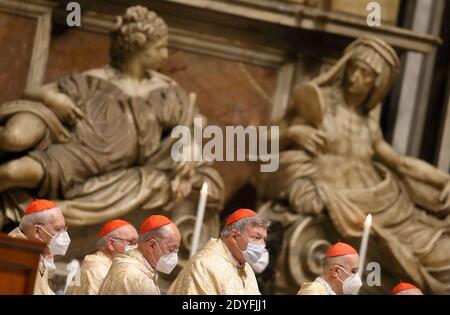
[66, 250, 112, 295]
[98, 248, 160, 295]
[8, 227, 55, 295]
[298, 277, 335, 295]
[168, 238, 260, 295]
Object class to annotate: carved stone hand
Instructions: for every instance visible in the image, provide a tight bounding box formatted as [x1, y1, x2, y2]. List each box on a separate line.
[287, 124, 327, 156]
[439, 180, 450, 209]
[43, 91, 85, 125]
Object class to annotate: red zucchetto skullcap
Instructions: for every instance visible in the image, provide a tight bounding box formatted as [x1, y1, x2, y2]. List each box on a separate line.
[140, 215, 172, 234]
[225, 209, 257, 226]
[325, 242, 358, 258]
[391, 282, 419, 295]
[99, 219, 132, 239]
[25, 199, 58, 216]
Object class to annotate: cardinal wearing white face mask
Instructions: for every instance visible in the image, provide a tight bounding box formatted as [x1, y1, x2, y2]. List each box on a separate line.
[66, 219, 138, 295]
[98, 215, 181, 295]
[8, 199, 70, 295]
[168, 208, 270, 295]
[252, 250, 270, 274]
[298, 242, 363, 295]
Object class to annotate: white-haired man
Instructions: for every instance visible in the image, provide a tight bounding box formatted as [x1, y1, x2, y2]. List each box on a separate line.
[98, 215, 181, 295]
[8, 199, 70, 295]
[168, 208, 270, 295]
[298, 242, 362, 295]
[66, 219, 138, 295]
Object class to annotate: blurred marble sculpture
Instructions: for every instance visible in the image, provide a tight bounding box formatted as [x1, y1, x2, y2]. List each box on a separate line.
[258, 36, 450, 294]
[0, 6, 224, 252]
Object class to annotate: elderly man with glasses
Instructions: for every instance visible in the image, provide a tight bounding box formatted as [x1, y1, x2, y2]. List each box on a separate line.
[98, 215, 181, 295]
[168, 208, 270, 295]
[66, 219, 138, 295]
[8, 199, 70, 295]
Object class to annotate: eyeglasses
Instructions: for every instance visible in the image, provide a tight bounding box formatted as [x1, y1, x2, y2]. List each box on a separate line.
[112, 237, 137, 246]
[167, 248, 179, 256]
[336, 264, 358, 275]
[36, 224, 68, 236]
[147, 239, 179, 256]
[237, 231, 266, 246]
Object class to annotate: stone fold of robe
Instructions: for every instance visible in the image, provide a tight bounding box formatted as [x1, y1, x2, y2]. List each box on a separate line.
[298, 277, 335, 295]
[98, 248, 160, 295]
[168, 238, 260, 295]
[0, 66, 225, 228]
[7, 227, 55, 295]
[66, 250, 112, 295]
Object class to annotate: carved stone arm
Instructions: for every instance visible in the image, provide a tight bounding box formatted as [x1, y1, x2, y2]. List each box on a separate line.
[375, 139, 449, 187]
[22, 82, 84, 125]
[22, 82, 59, 104]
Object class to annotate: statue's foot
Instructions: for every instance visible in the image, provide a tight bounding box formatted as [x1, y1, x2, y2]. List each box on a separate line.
[0, 156, 44, 193]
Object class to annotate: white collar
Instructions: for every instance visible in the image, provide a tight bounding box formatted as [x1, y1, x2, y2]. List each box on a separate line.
[315, 277, 337, 295]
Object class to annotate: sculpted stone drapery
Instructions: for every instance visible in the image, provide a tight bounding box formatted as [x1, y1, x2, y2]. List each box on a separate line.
[0, 6, 224, 261]
[258, 36, 450, 294]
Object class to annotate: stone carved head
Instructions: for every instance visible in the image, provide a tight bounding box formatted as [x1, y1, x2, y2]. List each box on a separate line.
[313, 36, 400, 114]
[110, 6, 169, 71]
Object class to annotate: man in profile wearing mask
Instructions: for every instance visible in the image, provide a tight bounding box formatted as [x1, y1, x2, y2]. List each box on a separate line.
[8, 199, 70, 295]
[168, 208, 270, 294]
[98, 215, 180, 295]
[298, 242, 362, 295]
[66, 219, 138, 295]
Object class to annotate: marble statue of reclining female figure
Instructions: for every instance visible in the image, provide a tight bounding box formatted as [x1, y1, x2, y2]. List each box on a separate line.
[259, 36, 450, 293]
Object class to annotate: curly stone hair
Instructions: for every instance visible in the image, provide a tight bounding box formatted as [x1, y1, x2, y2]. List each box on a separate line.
[110, 6, 168, 68]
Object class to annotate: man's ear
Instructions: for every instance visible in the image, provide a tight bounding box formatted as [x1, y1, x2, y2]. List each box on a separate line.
[32, 225, 41, 240]
[106, 238, 115, 251]
[147, 238, 156, 249]
[329, 265, 338, 278]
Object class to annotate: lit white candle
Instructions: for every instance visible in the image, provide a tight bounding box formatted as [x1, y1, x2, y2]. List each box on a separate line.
[190, 182, 208, 257]
[358, 214, 372, 279]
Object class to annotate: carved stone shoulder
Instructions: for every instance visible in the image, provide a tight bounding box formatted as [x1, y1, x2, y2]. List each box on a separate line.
[82, 65, 114, 81]
[147, 70, 179, 87]
[292, 82, 325, 128]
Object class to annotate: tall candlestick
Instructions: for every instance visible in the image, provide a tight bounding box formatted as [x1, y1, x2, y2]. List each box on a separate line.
[190, 182, 208, 257]
[358, 214, 372, 279]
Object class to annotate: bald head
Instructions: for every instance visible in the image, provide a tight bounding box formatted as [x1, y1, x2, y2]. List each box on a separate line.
[19, 207, 65, 234]
[394, 288, 423, 295]
[392, 282, 424, 295]
[323, 253, 359, 272]
[116, 224, 138, 240]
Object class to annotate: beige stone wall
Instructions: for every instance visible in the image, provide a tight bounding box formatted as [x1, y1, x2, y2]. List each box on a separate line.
[283, 0, 400, 24]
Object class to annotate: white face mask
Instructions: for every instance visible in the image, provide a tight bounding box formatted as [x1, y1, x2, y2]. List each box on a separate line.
[43, 256, 56, 275]
[238, 232, 266, 266]
[152, 241, 178, 275]
[252, 249, 269, 274]
[337, 266, 363, 295]
[39, 226, 71, 256]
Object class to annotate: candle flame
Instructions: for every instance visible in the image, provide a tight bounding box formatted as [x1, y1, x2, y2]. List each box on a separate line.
[201, 182, 208, 194]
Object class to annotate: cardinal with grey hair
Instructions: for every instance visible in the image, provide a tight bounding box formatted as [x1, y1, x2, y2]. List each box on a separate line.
[168, 208, 270, 295]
